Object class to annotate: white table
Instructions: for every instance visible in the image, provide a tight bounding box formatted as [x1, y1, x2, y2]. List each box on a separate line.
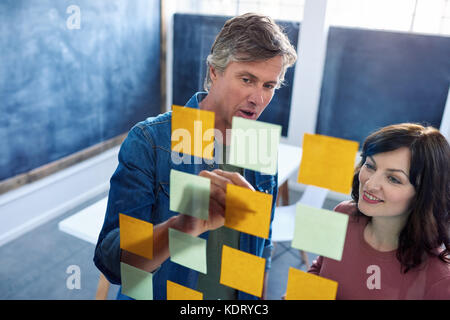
[59, 197, 108, 245]
[277, 143, 302, 206]
[277, 143, 302, 186]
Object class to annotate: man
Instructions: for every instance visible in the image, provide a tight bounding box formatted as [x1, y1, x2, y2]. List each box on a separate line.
[94, 12, 297, 300]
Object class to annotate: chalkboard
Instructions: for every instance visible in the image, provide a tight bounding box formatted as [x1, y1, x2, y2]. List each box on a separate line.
[172, 13, 299, 137]
[0, 0, 161, 181]
[316, 27, 450, 145]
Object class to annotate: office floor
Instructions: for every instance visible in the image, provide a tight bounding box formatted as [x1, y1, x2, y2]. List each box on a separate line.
[0, 189, 340, 300]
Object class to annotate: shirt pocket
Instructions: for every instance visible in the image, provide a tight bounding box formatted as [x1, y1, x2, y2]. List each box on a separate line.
[255, 178, 276, 195]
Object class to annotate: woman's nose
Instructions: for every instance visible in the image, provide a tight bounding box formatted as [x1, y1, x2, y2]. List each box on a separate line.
[364, 172, 382, 191]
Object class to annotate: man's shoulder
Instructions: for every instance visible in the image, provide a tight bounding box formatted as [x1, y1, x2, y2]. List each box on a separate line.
[123, 111, 172, 150]
[132, 91, 204, 133]
[134, 111, 172, 136]
[135, 111, 172, 131]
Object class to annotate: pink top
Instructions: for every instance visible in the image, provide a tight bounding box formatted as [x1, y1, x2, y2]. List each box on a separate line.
[307, 201, 450, 300]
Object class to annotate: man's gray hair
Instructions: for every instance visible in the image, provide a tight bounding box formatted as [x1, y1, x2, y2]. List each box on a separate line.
[204, 13, 297, 91]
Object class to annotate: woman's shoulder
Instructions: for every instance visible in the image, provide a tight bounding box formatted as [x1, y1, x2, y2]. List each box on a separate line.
[333, 200, 358, 215]
[333, 200, 369, 226]
[424, 253, 450, 299]
[426, 251, 450, 279]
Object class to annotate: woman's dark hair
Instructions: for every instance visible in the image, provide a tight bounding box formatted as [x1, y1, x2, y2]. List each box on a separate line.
[351, 123, 450, 273]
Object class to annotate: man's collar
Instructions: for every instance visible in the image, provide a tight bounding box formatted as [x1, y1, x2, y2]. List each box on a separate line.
[184, 92, 208, 109]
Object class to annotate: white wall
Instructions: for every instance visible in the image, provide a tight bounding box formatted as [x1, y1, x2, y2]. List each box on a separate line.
[440, 87, 450, 142]
[284, 0, 331, 148]
[164, 0, 176, 113]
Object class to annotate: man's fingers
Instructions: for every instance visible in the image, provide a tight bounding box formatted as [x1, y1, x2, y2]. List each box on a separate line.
[209, 183, 227, 207]
[199, 170, 230, 206]
[213, 169, 255, 191]
[206, 198, 226, 231]
[209, 197, 225, 217]
[199, 170, 231, 192]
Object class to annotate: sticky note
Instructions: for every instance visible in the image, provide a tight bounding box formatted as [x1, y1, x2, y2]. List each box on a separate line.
[285, 267, 338, 300]
[297, 133, 359, 194]
[167, 280, 203, 300]
[291, 204, 349, 261]
[220, 245, 266, 297]
[170, 169, 210, 220]
[171, 105, 215, 160]
[168, 228, 207, 274]
[224, 184, 273, 239]
[120, 262, 153, 300]
[119, 213, 153, 260]
[228, 117, 281, 175]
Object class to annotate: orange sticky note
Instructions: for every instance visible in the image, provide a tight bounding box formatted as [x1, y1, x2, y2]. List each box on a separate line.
[297, 133, 359, 194]
[224, 184, 273, 239]
[167, 280, 203, 300]
[220, 245, 266, 298]
[171, 105, 215, 160]
[285, 267, 338, 300]
[119, 213, 153, 260]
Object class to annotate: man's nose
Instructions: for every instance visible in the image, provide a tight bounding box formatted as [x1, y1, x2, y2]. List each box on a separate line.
[248, 87, 264, 106]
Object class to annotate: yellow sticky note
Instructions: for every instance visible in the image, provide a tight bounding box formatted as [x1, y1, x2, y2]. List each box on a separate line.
[297, 133, 359, 194]
[285, 267, 338, 300]
[167, 280, 203, 300]
[171, 105, 215, 160]
[220, 245, 266, 298]
[119, 213, 153, 260]
[224, 184, 273, 239]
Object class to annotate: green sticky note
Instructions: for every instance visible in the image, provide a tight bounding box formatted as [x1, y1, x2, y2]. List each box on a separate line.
[169, 228, 207, 274]
[292, 204, 349, 261]
[120, 262, 153, 300]
[228, 117, 281, 175]
[170, 169, 210, 220]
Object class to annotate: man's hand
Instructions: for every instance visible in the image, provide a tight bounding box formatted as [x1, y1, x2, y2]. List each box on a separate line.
[172, 169, 254, 236]
[123, 170, 255, 273]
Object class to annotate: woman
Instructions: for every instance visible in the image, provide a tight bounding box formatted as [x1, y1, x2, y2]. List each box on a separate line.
[308, 123, 450, 299]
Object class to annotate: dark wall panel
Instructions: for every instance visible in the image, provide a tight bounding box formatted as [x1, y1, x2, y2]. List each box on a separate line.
[0, 0, 161, 181]
[317, 27, 450, 145]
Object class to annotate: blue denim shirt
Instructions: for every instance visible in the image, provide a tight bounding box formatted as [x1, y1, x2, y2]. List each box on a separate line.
[93, 92, 278, 300]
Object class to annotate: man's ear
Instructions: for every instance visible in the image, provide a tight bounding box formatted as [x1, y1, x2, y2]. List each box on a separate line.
[209, 66, 218, 82]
